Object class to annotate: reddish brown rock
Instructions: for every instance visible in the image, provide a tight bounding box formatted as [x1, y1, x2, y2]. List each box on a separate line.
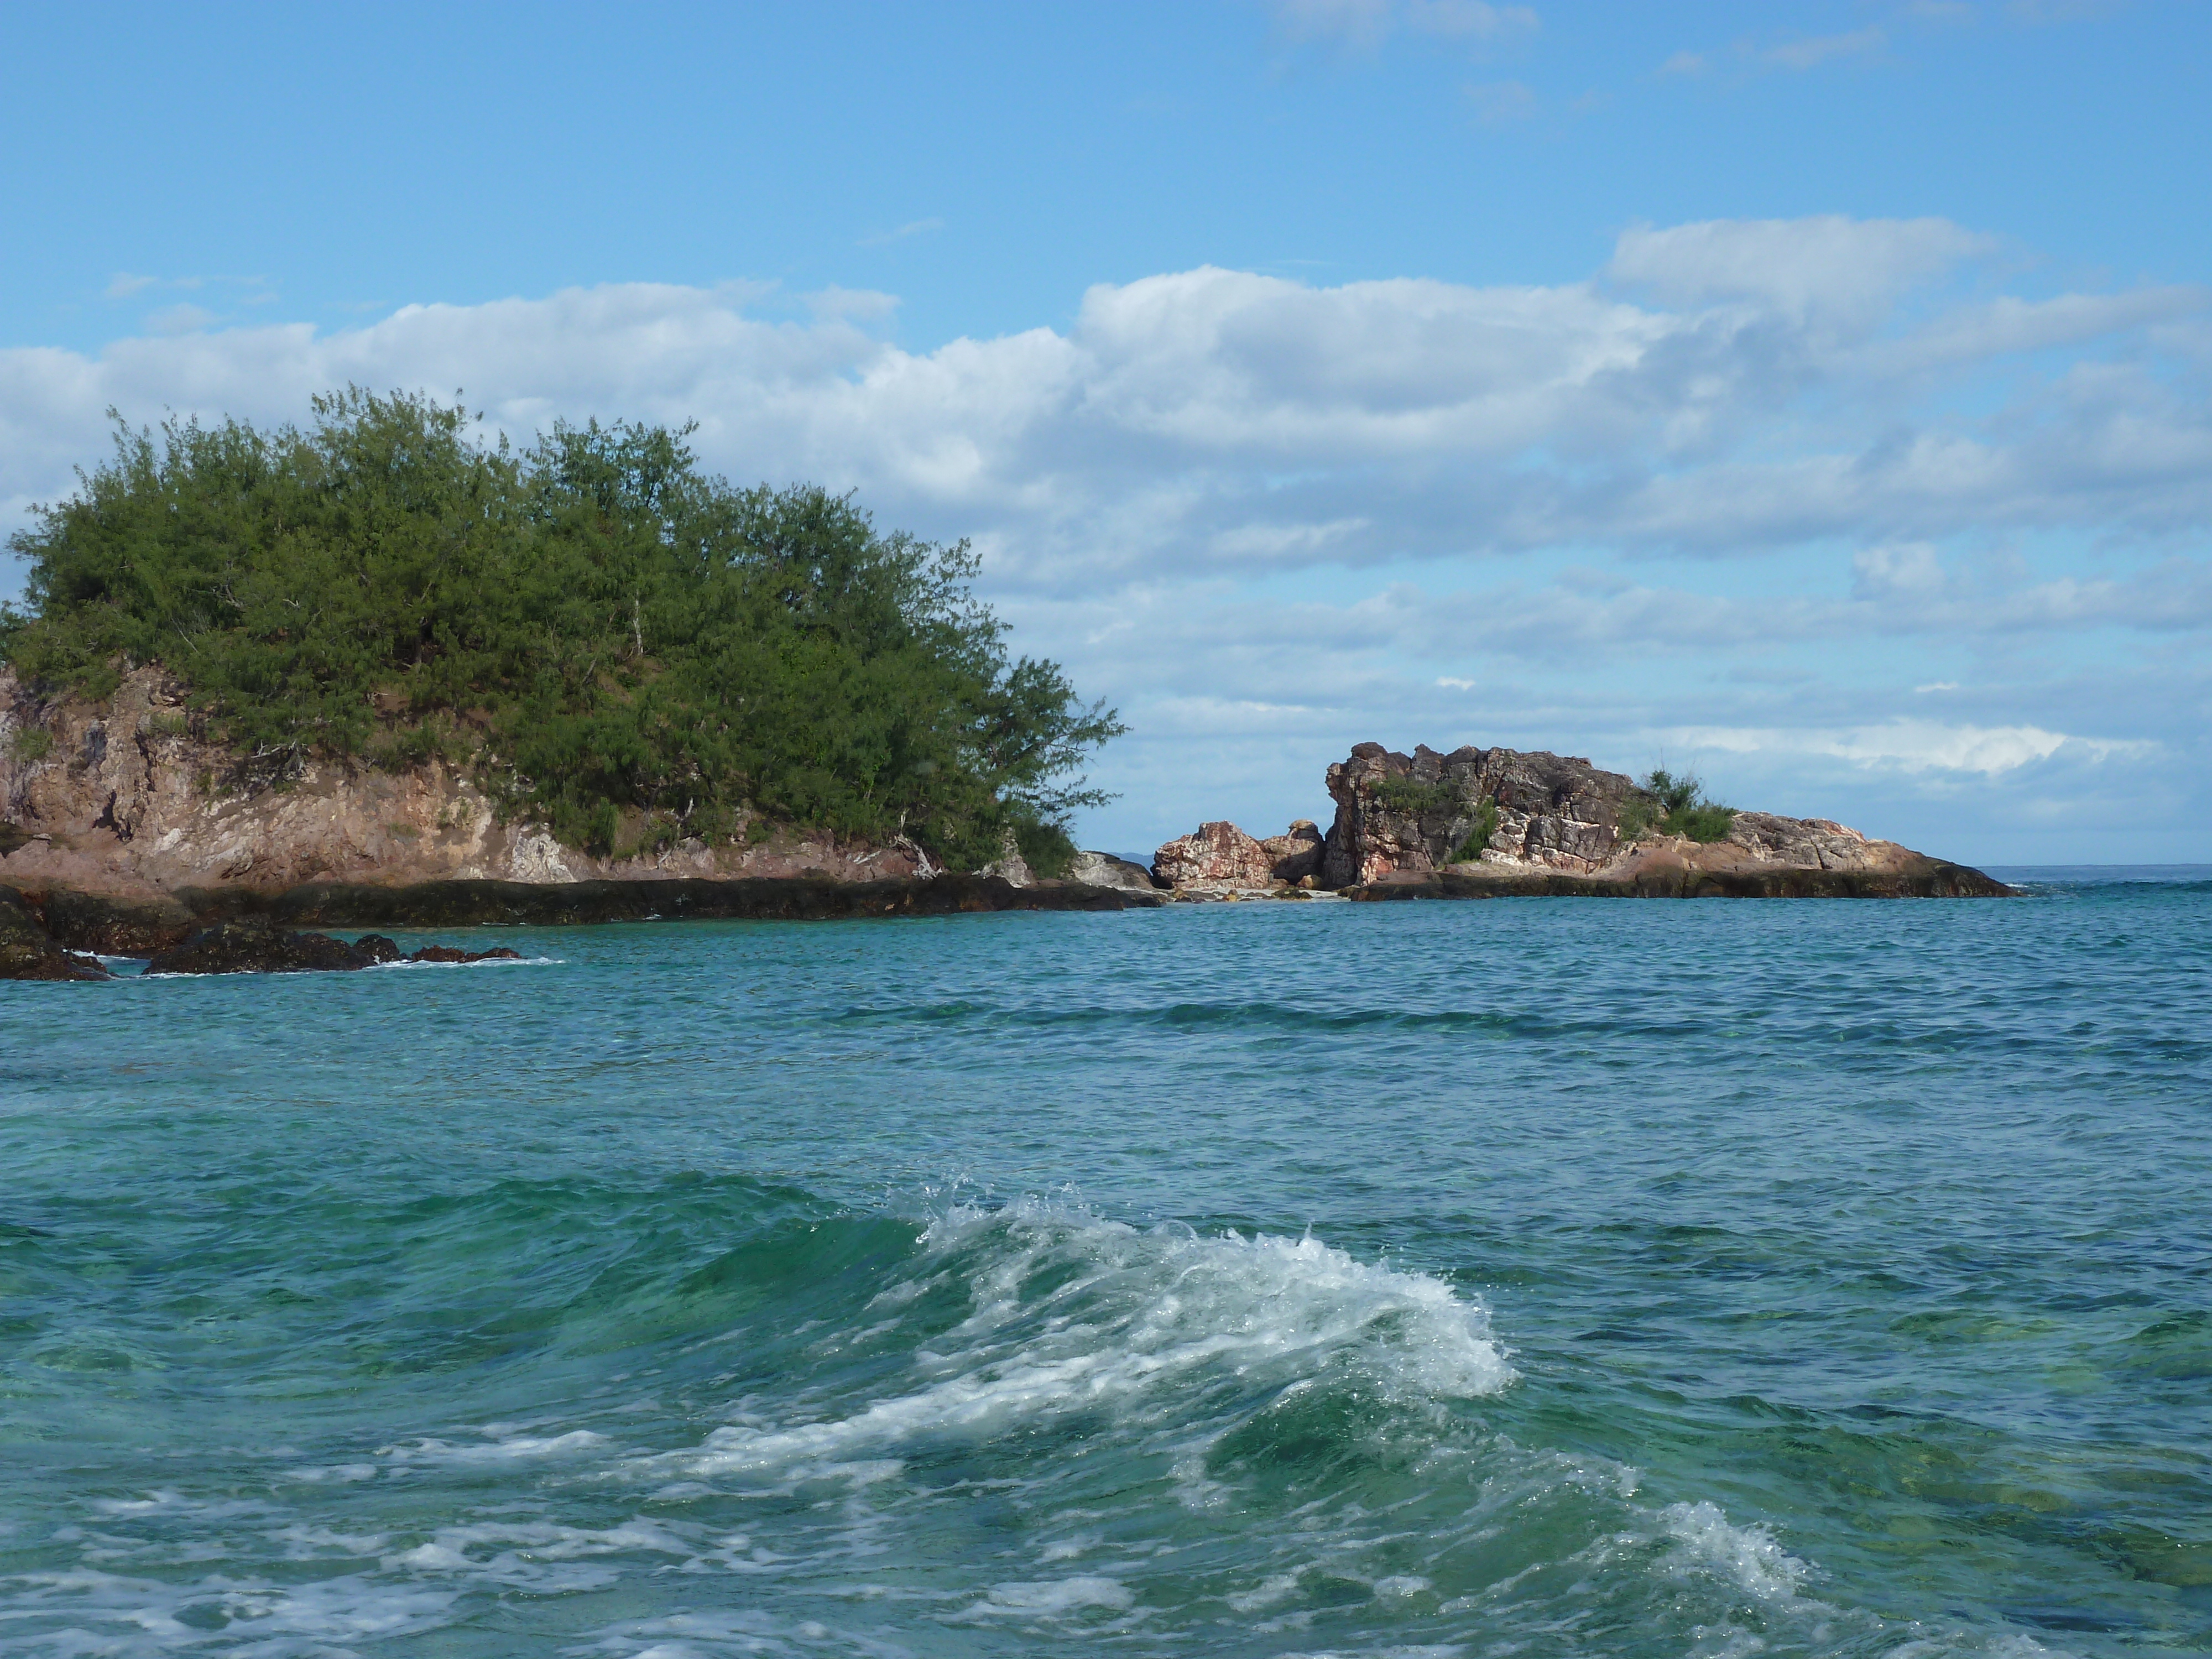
[1152, 820, 1329, 891]
[1261, 820, 1326, 885]
[0, 664, 927, 900]
[1321, 740, 2010, 895]
[1152, 822, 1275, 890]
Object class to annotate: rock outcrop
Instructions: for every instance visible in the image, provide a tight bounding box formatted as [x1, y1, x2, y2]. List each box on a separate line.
[139, 920, 534, 975]
[145, 920, 405, 976]
[1066, 851, 1161, 893]
[1151, 820, 1326, 891]
[0, 665, 929, 902]
[1320, 742, 2011, 898]
[1262, 821, 1326, 885]
[1322, 743, 1637, 886]
[1154, 822, 1274, 889]
[0, 887, 109, 980]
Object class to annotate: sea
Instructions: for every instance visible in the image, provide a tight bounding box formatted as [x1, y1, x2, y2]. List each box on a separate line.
[3, 869, 2208, 1658]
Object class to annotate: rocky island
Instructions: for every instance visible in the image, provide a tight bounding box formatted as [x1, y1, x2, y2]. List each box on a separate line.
[1144, 742, 2009, 901]
[0, 391, 2006, 979]
[0, 693, 2008, 978]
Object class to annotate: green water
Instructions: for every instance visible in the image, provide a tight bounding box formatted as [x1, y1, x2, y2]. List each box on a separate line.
[3, 875, 2209, 1655]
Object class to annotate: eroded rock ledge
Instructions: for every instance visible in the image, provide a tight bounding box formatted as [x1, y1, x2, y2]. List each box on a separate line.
[1147, 741, 2012, 900]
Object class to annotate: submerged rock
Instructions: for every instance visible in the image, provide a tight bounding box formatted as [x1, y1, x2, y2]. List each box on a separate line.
[406, 945, 525, 963]
[145, 919, 401, 976]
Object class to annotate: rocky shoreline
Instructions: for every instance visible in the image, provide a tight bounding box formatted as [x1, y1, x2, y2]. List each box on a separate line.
[0, 873, 1165, 978]
[2, 666, 2015, 979]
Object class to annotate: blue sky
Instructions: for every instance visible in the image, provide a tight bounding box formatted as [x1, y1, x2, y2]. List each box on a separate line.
[4, 1, 2208, 862]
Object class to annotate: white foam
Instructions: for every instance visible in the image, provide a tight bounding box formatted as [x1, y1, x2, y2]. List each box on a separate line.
[961, 1575, 1135, 1616]
[645, 1203, 1510, 1483]
[375, 1428, 608, 1467]
[370, 954, 561, 969]
[0, 1566, 457, 1654]
[1658, 1500, 1813, 1601]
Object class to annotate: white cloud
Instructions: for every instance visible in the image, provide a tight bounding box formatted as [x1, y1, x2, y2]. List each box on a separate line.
[1761, 27, 1885, 69]
[6, 216, 2207, 859]
[1465, 79, 1537, 122]
[1670, 720, 2149, 776]
[4, 223, 2206, 593]
[1656, 49, 1707, 76]
[146, 304, 218, 336]
[1268, 0, 1536, 47]
[804, 286, 901, 322]
[1606, 215, 1992, 325]
[858, 218, 945, 248]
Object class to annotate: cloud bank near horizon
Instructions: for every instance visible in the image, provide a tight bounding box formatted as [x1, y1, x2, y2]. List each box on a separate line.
[3, 215, 2207, 859]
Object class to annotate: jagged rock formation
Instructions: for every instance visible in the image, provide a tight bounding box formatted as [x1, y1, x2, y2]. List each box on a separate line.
[0, 666, 928, 902]
[1322, 743, 1636, 886]
[1154, 822, 1272, 889]
[1152, 820, 1326, 892]
[1321, 742, 2010, 898]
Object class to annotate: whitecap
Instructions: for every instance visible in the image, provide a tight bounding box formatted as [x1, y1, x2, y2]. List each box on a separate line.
[1658, 1499, 1814, 1601]
[644, 1201, 1510, 1483]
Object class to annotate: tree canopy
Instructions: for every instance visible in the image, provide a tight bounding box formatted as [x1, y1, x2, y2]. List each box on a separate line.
[1, 389, 1121, 872]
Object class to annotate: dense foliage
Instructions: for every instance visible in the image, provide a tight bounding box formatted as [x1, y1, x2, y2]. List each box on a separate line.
[1449, 800, 1500, 863]
[1, 390, 1121, 870]
[1618, 767, 1736, 843]
[1371, 777, 1459, 817]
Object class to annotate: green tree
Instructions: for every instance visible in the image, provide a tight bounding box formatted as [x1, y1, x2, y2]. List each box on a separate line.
[3, 389, 1123, 869]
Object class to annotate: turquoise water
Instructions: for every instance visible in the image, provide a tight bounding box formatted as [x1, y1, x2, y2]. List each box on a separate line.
[4, 875, 2210, 1657]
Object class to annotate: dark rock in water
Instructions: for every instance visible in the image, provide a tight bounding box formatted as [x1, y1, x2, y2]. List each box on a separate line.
[8, 871, 1160, 962]
[0, 886, 110, 981]
[173, 872, 1161, 930]
[35, 886, 197, 954]
[407, 944, 525, 963]
[1343, 863, 2013, 901]
[145, 918, 399, 976]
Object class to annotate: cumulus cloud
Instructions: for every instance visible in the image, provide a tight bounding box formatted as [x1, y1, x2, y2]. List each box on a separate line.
[1605, 215, 1992, 324]
[4, 213, 2205, 855]
[1673, 719, 2152, 776]
[7, 220, 2201, 589]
